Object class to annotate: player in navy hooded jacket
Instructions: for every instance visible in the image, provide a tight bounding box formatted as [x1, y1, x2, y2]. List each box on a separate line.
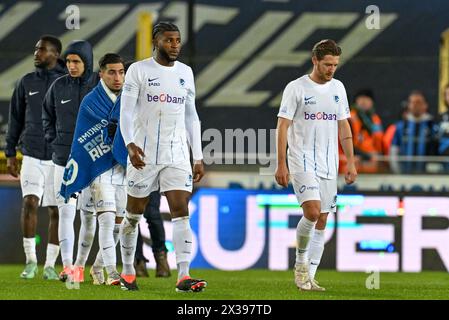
[42, 40, 99, 282]
[6, 35, 66, 281]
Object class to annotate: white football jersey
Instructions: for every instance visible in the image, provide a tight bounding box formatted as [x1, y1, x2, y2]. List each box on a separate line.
[277, 75, 350, 180]
[122, 58, 195, 165]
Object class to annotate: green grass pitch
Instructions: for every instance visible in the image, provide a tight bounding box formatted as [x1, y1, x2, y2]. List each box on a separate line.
[0, 265, 447, 300]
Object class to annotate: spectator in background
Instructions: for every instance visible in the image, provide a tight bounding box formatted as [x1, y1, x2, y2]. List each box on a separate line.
[348, 89, 384, 173]
[383, 101, 409, 156]
[390, 90, 439, 173]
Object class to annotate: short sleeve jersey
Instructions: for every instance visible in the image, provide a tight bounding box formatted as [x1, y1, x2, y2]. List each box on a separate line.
[277, 75, 350, 180]
[122, 58, 195, 165]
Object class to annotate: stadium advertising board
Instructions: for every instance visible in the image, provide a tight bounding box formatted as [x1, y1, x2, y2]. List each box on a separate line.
[142, 189, 449, 272]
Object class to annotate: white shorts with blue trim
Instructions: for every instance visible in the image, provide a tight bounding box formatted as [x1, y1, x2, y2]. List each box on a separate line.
[20, 155, 56, 207]
[291, 172, 337, 213]
[126, 161, 192, 198]
[90, 167, 126, 217]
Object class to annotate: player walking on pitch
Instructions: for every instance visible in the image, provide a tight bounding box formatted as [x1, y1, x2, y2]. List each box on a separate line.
[6, 35, 65, 280]
[118, 22, 206, 291]
[275, 39, 357, 291]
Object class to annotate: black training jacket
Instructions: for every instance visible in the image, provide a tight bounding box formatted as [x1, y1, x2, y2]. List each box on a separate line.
[42, 40, 99, 166]
[5, 59, 66, 159]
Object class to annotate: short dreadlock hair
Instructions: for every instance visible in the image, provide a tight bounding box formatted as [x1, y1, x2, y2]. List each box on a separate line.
[152, 21, 180, 40]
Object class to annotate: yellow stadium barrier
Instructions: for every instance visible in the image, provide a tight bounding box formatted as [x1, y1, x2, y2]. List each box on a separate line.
[136, 12, 152, 61]
[439, 28, 449, 114]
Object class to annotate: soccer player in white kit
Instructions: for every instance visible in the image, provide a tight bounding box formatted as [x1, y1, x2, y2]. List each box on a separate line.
[87, 53, 127, 286]
[119, 22, 206, 292]
[42, 40, 98, 283]
[275, 39, 357, 291]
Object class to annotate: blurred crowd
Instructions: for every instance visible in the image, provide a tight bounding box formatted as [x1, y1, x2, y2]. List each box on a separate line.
[339, 85, 449, 174]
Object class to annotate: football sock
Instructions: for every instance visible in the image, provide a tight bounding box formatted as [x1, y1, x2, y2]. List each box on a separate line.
[44, 243, 60, 268]
[93, 223, 120, 269]
[97, 212, 116, 274]
[74, 209, 96, 267]
[308, 229, 325, 279]
[23, 237, 37, 264]
[295, 216, 316, 265]
[120, 212, 140, 275]
[172, 216, 192, 280]
[58, 204, 76, 267]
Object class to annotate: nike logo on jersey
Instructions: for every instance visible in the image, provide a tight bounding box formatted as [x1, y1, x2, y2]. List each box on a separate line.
[305, 96, 316, 105]
[148, 77, 160, 87]
[103, 246, 113, 250]
[61, 99, 71, 104]
[29, 91, 39, 96]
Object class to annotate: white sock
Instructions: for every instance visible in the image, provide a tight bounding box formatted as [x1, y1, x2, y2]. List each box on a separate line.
[44, 243, 60, 268]
[113, 223, 120, 245]
[74, 210, 96, 267]
[98, 212, 116, 274]
[58, 204, 76, 267]
[94, 223, 120, 269]
[23, 237, 37, 264]
[295, 216, 316, 266]
[308, 229, 325, 279]
[172, 216, 192, 279]
[120, 212, 141, 275]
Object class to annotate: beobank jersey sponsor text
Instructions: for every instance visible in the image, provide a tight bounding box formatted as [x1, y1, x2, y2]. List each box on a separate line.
[304, 111, 337, 121]
[147, 93, 185, 104]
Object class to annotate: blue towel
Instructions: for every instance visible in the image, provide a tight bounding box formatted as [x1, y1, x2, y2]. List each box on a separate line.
[60, 82, 121, 201]
[109, 99, 128, 167]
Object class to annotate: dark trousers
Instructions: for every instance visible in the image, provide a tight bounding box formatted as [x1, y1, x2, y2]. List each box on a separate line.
[135, 191, 168, 262]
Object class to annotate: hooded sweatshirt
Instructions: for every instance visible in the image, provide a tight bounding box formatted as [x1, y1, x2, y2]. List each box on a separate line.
[42, 40, 99, 166]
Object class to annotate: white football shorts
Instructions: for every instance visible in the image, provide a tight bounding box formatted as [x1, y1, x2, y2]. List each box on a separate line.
[20, 155, 56, 207]
[126, 161, 193, 198]
[290, 172, 337, 213]
[90, 166, 126, 217]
